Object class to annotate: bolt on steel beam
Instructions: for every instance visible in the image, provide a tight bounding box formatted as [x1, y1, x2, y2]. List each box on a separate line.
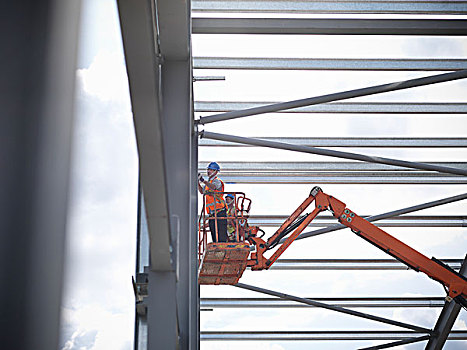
[200, 131, 467, 176]
[197, 70, 467, 125]
[234, 283, 432, 333]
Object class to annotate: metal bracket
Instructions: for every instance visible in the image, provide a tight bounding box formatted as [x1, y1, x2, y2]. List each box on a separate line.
[155, 53, 164, 65]
[132, 272, 149, 316]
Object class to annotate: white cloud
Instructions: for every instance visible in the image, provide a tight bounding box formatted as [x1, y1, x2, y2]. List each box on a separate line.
[61, 304, 133, 350]
[77, 50, 130, 103]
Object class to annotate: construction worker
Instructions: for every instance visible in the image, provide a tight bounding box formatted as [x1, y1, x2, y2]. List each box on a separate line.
[198, 162, 228, 242]
[225, 194, 237, 241]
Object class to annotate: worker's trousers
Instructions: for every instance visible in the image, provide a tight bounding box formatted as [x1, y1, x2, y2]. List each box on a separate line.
[209, 209, 228, 242]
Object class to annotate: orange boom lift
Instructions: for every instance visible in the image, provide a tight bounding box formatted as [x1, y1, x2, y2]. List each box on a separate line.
[198, 187, 467, 306]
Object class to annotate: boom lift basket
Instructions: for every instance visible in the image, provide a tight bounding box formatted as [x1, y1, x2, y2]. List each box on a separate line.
[198, 192, 253, 285]
[198, 242, 250, 285]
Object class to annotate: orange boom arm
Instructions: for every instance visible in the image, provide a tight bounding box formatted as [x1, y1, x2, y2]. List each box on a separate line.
[247, 187, 467, 303]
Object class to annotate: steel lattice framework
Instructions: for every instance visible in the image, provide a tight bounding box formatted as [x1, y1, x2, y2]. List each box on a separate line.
[119, 0, 467, 349]
[191, 1, 467, 350]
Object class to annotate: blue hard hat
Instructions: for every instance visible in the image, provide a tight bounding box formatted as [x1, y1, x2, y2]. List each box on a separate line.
[225, 194, 234, 200]
[207, 162, 220, 171]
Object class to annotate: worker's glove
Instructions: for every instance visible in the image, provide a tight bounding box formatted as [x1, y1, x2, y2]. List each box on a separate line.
[198, 173, 205, 182]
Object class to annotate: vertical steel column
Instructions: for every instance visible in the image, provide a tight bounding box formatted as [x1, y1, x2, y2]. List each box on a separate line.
[159, 59, 197, 349]
[192, 127, 200, 350]
[147, 270, 178, 348]
[118, 0, 196, 348]
[0, 1, 80, 350]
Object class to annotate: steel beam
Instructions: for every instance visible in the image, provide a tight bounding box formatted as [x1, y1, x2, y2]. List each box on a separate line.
[249, 215, 467, 228]
[193, 76, 225, 82]
[199, 161, 467, 170]
[201, 331, 467, 341]
[194, 57, 467, 71]
[201, 296, 446, 308]
[155, 0, 196, 348]
[197, 70, 467, 124]
[192, 0, 467, 15]
[195, 101, 467, 114]
[201, 131, 467, 176]
[117, 0, 176, 348]
[199, 161, 467, 183]
[425, 257, 467, 350]
[201, 161, 467, 184]
[218, 174, 466, 185]
[118, 0, 196, 349]
[118, 0, 171, 271]
[271, 259, 463, 271]
[235, 283, 432, 333]
[192, 18, 467, 35]
[160, 60, 197, 349]
[147, 270, 179, 349]
[199, 138, 467, 148]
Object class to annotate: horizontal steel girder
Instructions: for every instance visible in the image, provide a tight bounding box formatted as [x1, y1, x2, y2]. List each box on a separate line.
[197, 71, 467, 124]
[198, 161, 467, 170]
[200, 331, 467, 341]
[195, 101, 467, 114]
[192, 0, 467, 15]
[193, 57, 467, 71]
[201, 297, 447, 308]
[200, 131, 467, 176]
[198, 161, 467, 184]
[270, 258, 463, 271]
[199, 138, 467, 148]
[195, 102, 467, 114]
[197, 161, 467, 183]
[234, 283, 432, 332]
[219, 175, 466, 184]
[192, 18, 467, 35]
[247, 215, 467, 227]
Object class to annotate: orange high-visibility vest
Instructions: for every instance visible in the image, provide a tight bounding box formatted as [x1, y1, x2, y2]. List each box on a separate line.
[205, 177, 226, 214]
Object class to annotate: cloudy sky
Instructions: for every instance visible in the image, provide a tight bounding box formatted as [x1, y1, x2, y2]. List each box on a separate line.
[60, 1, 137, 349]
[59, 1, 467, 349]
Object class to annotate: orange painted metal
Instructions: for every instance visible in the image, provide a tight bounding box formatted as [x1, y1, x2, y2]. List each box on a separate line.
[198, 186, 467, 300]
[198, 242, 251, 285]
[265, 194, 316, 247]
[326, 195, 467, 299]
